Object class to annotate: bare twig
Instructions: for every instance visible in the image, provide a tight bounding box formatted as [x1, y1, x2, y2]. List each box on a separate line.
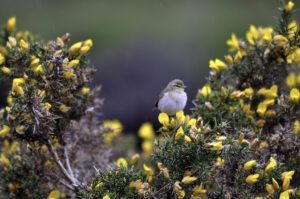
[47, 139, 81, 191]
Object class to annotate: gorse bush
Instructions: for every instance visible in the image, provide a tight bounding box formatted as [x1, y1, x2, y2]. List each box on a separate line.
[0, 1, 300, 199]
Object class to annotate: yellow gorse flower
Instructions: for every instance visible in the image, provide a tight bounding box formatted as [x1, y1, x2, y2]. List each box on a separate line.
[273, 35, 288, 47]
[285, 1, 294, 12]
[1, 66, 11, 75]
[81, 87, 90, 94]
[209, 59, 227, 73]
[138, 123, 155, 140]
[201, 85, 212, 97]
[272, 178, 280, 190]
[20, 39, 29, 51]
[143, 164, 154, 182]
[288, 21, 297, 39]
[103, 195, 110, 199]
[279, 189, 294, 199]
[0, 53, 5, 65]
[175, 126, 185, 140]
[281, 171, 295, 190]
[130, 153, 140, 165]
[286, 73, 296, 88]
[158, 112, 169, 127]
[116, 157, 128, 168]
[0, 125, 11, 137]
[245, 174, 260, 185]
[265, 157, 277, 173]
[181, 176, 197, 184]
[6, 16, 16, 32]
[176, 111, 185, 124]
[47, 189, 61, 199]
[257, 85, 278, 99]
[59, 104, 70, 113]
[1, 153, 11, 168]
[243, 160, 257, 171]
[193, 183, 207, 196]
[227, 33, 239, 51]
[289, 88, 300, 103]
[266, 183, 275, 194]
[206, 141, 223, 151]
[293, 120, 300, 135]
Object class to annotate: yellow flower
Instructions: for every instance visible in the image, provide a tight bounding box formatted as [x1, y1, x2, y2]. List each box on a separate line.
[63, 70, 76, 79]
[1, 66, 11, 75]
[84, 39, 93, 47]
[234, 51, 243, 62]
[209, 59, 227, 72]
[81, 87, 90, 94]
[227, 33, 239, 51]
[259, 141, 269, 148]
[59, 104, 70, 113]
[215, 156, 225, 167]
[0, 125, 10, 137]
[280, 189, 294, 199]
[176, 111, 185, 124]
[20, 39, 29, 51]
[201, 85, 212, 97]
[143, 164, 154, 182]
[265, 157, 277, 173]
[47, 189, 61, 199]
[33, 64, 44, 74]
[30, 57, 40, 67]
[1, 153, 11, 168]
[181, 176, 197, 184]
[286, 73, 296, 88]
[187, 118, 197, 127]
[225, 54, 233, 64]
[103, 195, 110, 199]
[0, 53, 6, 65]
[266, 183, 275, 194]
[272, 178, 280, 190]
[79, 46, 91, 55]
[66, 59, 79, 68]
[273, 35, 288, 47]
[243, 160, 257, 171]
[116, 157, 128, 168]
[288, 21, 297, 39]
[293, 120, 300, 135]
[262, 27, 273, 42]
[256, 102, 267, 117]
[244, 87, 254, 98]
[285, 1, 294, 12]
[257, 85, 278, 98]
[175, 126, 185, 140]
[245, 174, 260, 185]
[142, 140, 153, 153]
[246, 25, 259, 45]
[282, 171, 295, 190]
[158, 112, 169, 126]
[69, 42, 82, 53]
[193, 183, 207, 196]
[16, 125, 25, 135]
[289, 88, 300, 103]
[6, 16, 16, 32]
[207, 141, 223, 151]
[184, 135, 192, 143]
[130, 153, 140, 165]
[138, 123, 155, 140]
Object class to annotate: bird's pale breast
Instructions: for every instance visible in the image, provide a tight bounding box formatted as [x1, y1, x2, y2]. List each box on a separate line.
[158, 90, 187, 115]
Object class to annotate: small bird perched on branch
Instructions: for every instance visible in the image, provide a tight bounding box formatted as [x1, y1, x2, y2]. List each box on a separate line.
[155, 79, 187, 115]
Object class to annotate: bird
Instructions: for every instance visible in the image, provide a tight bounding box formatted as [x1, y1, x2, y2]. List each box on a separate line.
[155, 79, 187, 115]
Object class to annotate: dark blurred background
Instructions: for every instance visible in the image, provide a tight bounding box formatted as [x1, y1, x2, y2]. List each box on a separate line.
[0, 0, 298, 133]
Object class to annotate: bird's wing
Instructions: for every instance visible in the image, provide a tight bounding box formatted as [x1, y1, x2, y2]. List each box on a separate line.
[155, 87, 170, 107]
